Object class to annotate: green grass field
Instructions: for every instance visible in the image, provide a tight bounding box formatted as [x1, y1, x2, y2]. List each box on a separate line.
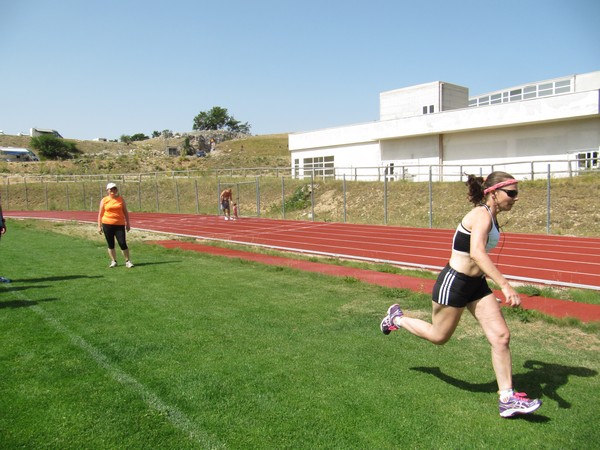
[1, 221, 599, 449]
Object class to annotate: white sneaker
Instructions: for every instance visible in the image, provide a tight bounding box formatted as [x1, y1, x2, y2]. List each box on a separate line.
[109, 261, 117, 268]
[224, 216, 229, 221]
[125, 260, 134, 268]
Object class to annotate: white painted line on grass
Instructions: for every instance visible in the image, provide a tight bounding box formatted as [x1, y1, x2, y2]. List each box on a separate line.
[16, 298, 224, 449]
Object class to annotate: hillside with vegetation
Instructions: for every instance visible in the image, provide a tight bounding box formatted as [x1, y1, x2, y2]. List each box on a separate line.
[0, 133, 290, 175]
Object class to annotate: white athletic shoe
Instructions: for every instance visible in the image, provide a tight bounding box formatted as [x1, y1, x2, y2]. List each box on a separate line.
[125, 260, 134, 268]
[109, 260, 117, 268]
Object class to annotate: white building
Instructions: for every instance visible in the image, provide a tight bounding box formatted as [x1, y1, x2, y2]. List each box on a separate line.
[29, 127, 63, 138]
[288, 71, 600, 181]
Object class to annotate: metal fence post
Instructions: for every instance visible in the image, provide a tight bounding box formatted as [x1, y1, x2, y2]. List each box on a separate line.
[531, 161, 534, 180]
[155, 179, 159, 212]
[384, 174, 388, 225]
[547, 164, 551, 234]
[343, 174, 347, 223]
[256, 177, 260, 218]
[217, 181, 221, 216]
[175, 178, 181, 214]
[310, 171, 315, 221]
[137, 179, 142, 211]
[429, 166, 433, 229]
[194, 179, 200, 214]
[281, 176, 285, 219]
[24, 177, 29, 210]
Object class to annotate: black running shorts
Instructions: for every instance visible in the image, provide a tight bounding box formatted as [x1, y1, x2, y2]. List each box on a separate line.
[432, 264, 492, 308]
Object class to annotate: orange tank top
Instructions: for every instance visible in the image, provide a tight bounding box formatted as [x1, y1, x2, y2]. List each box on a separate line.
[101, 196, 126, 225]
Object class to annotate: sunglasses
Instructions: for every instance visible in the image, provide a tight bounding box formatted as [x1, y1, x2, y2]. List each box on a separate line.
[497, 188, 518, 198]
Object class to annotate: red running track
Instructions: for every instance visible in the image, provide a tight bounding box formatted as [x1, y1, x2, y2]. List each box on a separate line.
[5, 210, 600, 291]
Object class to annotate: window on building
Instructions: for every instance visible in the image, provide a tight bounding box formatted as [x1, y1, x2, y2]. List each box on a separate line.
[422, 106, 428, 114]
[490, 93, 502, 104]
[538, 83, 553, 96]
[509, 89, 522, 102]
[577, 151, 599, 170]
[303, 156, 335, 178]
[523, 85, 537, 99]
[429, 105, 434, 113]
[555, 79, 571, 94]
[468, 77, 573, 107]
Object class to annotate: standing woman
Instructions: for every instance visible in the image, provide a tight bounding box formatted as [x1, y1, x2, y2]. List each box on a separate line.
[98, 182, 134, 268]
[380, 171, 541, 418]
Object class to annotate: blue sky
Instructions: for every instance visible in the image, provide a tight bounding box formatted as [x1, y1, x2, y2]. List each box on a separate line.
[1, 0, 599, 140]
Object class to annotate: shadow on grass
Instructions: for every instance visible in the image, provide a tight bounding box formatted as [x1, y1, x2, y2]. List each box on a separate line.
[8, 275, 103, 283]
[411, 360, 597, 411]
[0, 298, 59, 309]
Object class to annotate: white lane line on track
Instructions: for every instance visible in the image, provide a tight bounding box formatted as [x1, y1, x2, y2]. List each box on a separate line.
[8, 213, 600, 290]
[9, 296, 224, 449]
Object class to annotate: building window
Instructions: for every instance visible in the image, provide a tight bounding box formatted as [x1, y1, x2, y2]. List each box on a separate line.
[509, 89, 522, 102]
[538, 83, 553, 96]
[422, 106, 428, 114]
[523, 85, 537, 99]
[423, 105, 434, 114]
[577, 151, 599, 169]
[490, 93, 502, 104]
[468, 77, 573, 106]
[555, 79, 571, 94]
[429, 105, 434, 113]
[303, 156, 335, 178]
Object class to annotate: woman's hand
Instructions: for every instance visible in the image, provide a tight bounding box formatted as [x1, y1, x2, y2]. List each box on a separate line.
[501, 285, 521, 307]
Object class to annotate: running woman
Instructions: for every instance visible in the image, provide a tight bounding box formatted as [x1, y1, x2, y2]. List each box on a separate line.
[380, 171, 541, 418]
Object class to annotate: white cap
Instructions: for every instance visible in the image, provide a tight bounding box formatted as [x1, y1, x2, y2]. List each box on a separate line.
[106, 182, 117, 190]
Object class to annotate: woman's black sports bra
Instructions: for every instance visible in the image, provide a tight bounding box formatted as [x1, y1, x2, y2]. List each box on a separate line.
[452, 204, 500, 253]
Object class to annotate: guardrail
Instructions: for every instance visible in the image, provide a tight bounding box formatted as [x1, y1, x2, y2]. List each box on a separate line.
[2, 157, 597, 184]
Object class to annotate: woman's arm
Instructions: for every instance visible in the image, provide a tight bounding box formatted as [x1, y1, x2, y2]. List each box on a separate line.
[97, 199, 105, 233]
[122, 199, 131, 231]
[469, 209, 520, 306]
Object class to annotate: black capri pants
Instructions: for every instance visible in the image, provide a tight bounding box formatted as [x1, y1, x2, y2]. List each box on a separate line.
[102, 223, 128, 250]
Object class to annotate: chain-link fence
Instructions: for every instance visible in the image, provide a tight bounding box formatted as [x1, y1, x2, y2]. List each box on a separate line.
[2, 163, 599, 236]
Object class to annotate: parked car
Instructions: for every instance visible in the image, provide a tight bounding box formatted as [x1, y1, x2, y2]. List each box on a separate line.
[0, 147, 40, 161]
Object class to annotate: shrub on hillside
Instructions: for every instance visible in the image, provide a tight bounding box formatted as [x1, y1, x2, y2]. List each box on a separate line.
[30, 135, 81, 160]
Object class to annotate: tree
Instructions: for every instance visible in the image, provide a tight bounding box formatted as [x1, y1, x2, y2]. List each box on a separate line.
[193, 106, 251, 133]
[130, 133, 149, 141]
[29, 135, 81, 160]
[120, 133, 148, 144]
[182, 136, 194, 156]
[152, 130, 173, 138]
